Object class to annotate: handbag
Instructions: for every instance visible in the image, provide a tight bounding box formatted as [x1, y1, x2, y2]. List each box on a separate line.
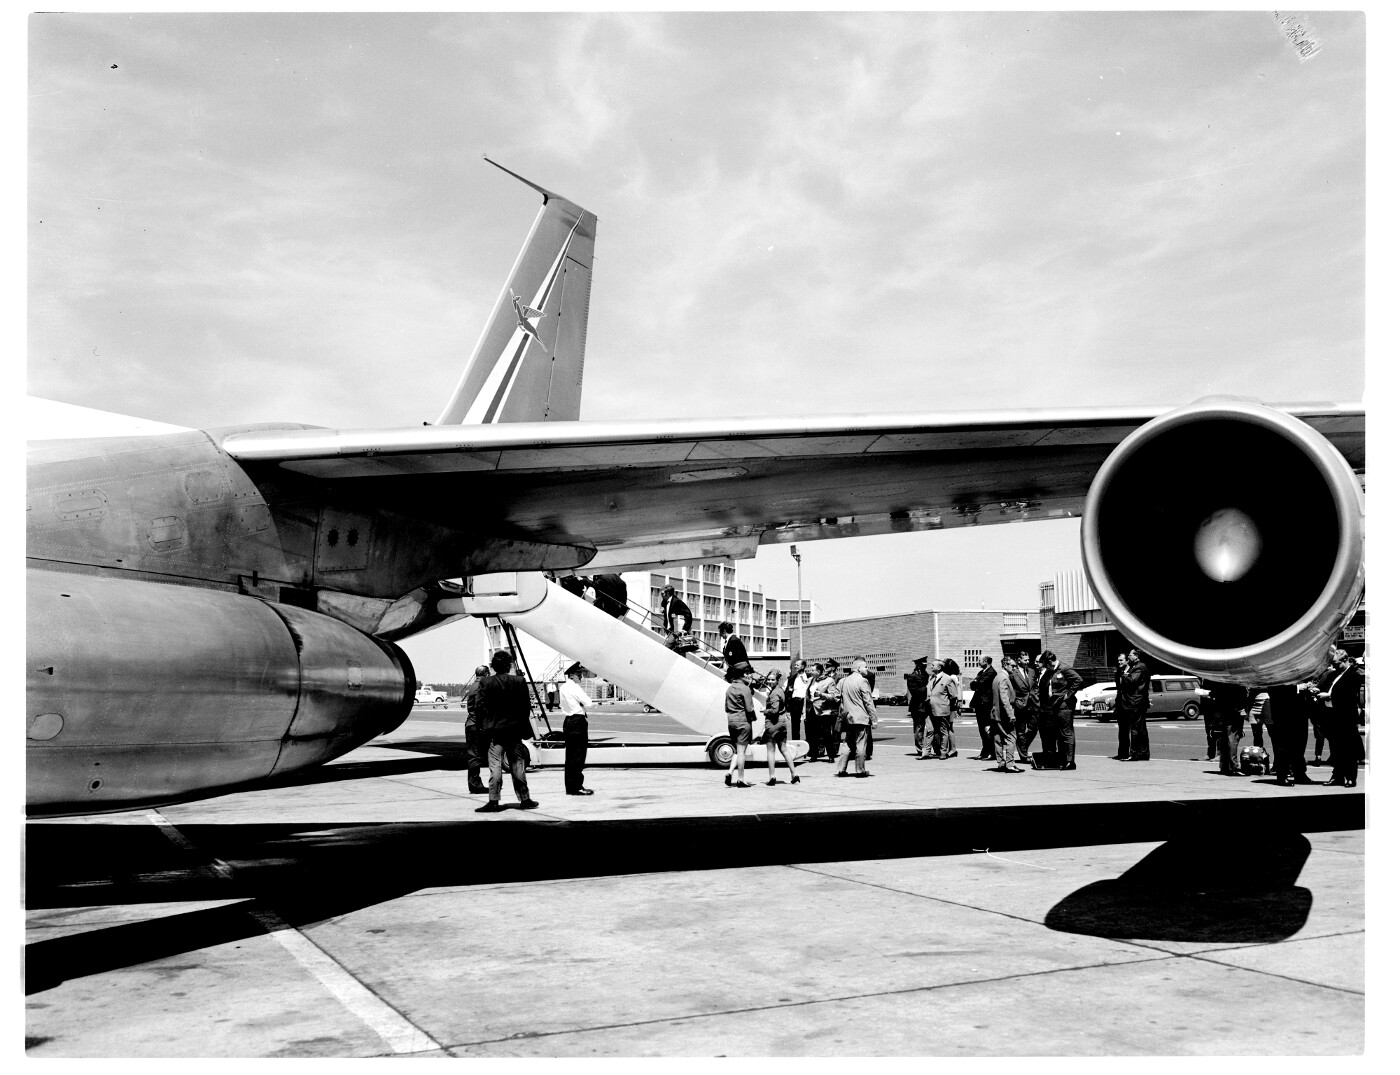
[672, 632, 700, 654]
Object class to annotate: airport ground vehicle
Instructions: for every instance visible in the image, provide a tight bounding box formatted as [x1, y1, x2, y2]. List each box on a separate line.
[415, 686, 448, 707]
[1092, 674, 1202, 721]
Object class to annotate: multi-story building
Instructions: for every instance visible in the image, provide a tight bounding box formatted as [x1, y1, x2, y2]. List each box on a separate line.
[645, 561, 807, 659]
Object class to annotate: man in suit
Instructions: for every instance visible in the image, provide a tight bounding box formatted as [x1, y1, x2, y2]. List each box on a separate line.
[1319, 649, 1363, 787]
[658, 584, 694, 651]
[1125, 649, 1152, 760]
[1113, 649, 1151, 760]
[590, 573, 629, 618]
[991, 657, 1025, 773]
[835, 657, 878, 778]
[1006, 654, 1037, 763]
[474, 649, 540, 813]
[971, 656, 998, 760]
[1265, 681, 1313, 786]
[1038, 650, 1083, 769]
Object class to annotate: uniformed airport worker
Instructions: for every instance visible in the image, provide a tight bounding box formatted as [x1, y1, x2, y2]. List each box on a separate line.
[559, 662, 595, 795]
[474, 649, 540, 813]
[462, 664, 491, 795]
[724, 666, 758, 788]
[904, 655, 932, 757]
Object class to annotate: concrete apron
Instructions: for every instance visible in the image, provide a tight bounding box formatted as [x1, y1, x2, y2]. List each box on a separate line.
[25, 732, 1366, 1057]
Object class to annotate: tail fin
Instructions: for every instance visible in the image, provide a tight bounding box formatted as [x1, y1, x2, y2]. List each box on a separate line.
[435, 159, 597, 425]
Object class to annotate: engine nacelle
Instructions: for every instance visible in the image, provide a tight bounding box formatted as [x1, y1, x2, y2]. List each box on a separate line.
[1081, 399, 1363, 686]
[26, 569, 414, 814]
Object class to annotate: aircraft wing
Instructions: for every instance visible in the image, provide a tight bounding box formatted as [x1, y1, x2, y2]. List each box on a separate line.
[221, 402, 1364, 570]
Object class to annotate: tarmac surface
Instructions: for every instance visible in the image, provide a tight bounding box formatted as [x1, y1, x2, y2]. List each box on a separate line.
[25, 709, 1368, 1057]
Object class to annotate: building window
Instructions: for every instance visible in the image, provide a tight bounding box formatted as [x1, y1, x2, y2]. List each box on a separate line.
[963, 648, 982, 669]
[703, 564, 721, 583]
[1003, 613, 1028, 631]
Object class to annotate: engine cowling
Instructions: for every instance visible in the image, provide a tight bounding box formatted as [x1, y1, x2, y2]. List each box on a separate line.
[1081, 398, 1363, 686]
[26, 569, 414, 814]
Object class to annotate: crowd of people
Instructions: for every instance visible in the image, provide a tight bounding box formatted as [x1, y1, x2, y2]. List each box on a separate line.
[459, 629, 1364, 811]
[1205, 643, 1366, 788]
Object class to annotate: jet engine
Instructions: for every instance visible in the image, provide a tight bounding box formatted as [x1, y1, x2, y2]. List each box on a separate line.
[1081, 398, 1363, 686]
[26, 569, 414, 814]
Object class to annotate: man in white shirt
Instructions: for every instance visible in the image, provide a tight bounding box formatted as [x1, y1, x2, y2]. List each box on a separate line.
[787, 659, 811, 740]
[558, 662, 594, 795]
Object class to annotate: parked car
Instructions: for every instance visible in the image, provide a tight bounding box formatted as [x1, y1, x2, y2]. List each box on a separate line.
[1076, 681, 1119, 714]
[415, 685, 448, 707]
[1091, 675, 1202, 721]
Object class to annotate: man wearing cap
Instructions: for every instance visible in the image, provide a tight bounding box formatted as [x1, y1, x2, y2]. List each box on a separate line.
[723, 666, 759, 788]
[558, 662, 595, 795]
[904, 656, 932, 757]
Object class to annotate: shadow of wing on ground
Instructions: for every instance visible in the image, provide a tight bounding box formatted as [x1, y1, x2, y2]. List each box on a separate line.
[1045, 832, 1313, 943]
[27, 796, 1358, 994]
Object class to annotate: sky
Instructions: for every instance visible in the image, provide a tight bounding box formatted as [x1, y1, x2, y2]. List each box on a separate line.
[23, 10, 1380, 681]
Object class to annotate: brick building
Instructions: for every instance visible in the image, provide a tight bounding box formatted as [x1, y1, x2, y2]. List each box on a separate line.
[800, 607, 1040, 697]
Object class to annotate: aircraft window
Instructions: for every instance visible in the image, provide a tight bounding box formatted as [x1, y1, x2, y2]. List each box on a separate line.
[347, 528, 359, 547]
[327, 528, 339, 547]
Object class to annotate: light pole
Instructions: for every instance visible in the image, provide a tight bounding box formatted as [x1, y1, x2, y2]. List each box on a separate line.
[790, 544, 803, 661]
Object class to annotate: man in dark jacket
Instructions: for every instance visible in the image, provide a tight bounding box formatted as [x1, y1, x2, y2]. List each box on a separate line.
[590, 573, 629, 618]
[1115, 649, 1151, 761]
[971, 656, 998, 760]
[1038, 650, 1083, 769]
[1265, 680, 1314, 787]
[658, 585, 694, 651]
[1319, 650, 1363, 787]
[474, 649, 539, 812]
[903, 656, 932, 757]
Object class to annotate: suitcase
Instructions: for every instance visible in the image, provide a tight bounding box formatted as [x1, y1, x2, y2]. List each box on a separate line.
[1031, 751, 1064, 770]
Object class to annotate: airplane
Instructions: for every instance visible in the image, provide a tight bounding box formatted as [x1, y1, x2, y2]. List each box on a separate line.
[26, 160, 1365, 817]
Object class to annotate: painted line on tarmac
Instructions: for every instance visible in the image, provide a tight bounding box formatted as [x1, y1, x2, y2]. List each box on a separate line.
[145, 810, 442, 1056]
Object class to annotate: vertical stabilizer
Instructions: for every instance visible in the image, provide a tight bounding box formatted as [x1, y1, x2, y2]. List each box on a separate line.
[436, 160, 597, 424]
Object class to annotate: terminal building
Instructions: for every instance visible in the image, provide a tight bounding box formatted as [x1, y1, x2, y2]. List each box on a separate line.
[800, 607, 1040, 697]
